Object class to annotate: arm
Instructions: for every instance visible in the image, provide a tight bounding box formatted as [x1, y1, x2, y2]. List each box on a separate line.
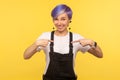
[88, 44, 103, 58]
[24, 39, 53, 60]
[72, 39, 103, 58]
[23, 42, 39, 59]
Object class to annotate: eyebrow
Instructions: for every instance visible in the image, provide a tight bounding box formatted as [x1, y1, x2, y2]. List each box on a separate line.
[54, 16, 67, 19]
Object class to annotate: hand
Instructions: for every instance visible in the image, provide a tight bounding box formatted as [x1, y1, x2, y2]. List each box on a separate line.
[35, 39, 53, 47]
[71, 39, 94, 47]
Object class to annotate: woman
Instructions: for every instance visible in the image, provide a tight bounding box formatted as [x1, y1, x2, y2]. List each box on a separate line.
[24, 4, 103, 80]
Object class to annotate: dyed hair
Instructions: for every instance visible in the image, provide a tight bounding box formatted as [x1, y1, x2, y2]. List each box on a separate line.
[51, 4, 73, 20]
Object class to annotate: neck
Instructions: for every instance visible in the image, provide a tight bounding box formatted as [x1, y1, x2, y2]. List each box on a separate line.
[54, 30, 68, 36]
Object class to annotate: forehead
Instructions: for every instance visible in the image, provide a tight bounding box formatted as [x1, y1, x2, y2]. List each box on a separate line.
[56, 13, 69, 19]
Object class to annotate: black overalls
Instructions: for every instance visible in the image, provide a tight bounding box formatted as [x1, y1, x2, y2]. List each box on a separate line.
[43, 31, 77, 80]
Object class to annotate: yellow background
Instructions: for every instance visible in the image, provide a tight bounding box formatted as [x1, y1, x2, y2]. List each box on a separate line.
[0, 0, 120, 80]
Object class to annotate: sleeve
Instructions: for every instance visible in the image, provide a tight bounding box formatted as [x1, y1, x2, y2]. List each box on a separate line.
[36, 32, 51, 52]
[73, 33, 91, 53]
[79, 45, 91, 53]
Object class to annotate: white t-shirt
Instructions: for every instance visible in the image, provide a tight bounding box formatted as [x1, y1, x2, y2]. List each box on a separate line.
[37, 32, 91, 74]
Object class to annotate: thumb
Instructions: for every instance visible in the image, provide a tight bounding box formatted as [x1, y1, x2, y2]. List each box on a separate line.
[71, 40, 80, 43]
[48, 40, 54, 42]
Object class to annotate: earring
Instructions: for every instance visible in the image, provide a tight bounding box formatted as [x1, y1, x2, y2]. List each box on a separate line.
[52, 27, 55, 30]
[69, 27, 71, 30]
[69, 21, 72, 30]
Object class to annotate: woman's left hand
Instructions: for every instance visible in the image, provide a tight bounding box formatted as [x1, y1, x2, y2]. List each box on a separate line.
[71, 39, 94, 47]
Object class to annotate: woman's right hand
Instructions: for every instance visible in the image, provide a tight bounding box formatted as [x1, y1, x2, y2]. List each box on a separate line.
[24, 39, 53, 59]
[35, 39, 53, 48]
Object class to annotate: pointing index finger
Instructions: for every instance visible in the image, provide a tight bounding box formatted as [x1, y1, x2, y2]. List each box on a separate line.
[71, 40, 80, 43]
[48, 40, 54, 42]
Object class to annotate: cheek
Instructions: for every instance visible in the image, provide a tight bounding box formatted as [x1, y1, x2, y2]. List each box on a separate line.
[53, 21, 57, 25]
[62, 20, 69, 25]
[65, 22, 70, 26]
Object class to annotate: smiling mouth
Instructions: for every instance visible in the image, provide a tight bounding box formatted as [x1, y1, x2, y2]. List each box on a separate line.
[57, 25, 64, 28]
[58, 26, 63, 28]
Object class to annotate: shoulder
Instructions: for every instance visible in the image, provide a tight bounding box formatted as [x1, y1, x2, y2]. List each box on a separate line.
[41, 32, 51, 36]
[37, 32, 51, 40]
[71, 32, 84, 40]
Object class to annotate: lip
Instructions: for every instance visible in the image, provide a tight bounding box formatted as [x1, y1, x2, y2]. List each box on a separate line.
[58, 26, 63, 28]
[57, 26, 64, 28]
[57, 26, 64, 29]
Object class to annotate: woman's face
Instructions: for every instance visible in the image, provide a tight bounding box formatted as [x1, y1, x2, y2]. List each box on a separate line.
[53, 13, 70, 32]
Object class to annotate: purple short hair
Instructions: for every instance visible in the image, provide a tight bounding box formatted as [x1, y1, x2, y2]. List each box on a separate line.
[51, 4, 73, 20]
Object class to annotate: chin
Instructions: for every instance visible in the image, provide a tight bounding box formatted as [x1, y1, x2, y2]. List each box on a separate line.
[57, 29, 64, 32]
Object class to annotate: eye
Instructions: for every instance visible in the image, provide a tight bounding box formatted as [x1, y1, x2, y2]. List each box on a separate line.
[53, 18, 58, 21]
[61, 18, 66, 21]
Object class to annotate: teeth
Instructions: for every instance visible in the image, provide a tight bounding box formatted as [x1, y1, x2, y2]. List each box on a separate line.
[58, 26, 62, 28]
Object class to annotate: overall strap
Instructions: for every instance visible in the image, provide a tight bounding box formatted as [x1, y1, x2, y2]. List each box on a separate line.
[50, 31, 54, 52]
[69, 32, 73, 53]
